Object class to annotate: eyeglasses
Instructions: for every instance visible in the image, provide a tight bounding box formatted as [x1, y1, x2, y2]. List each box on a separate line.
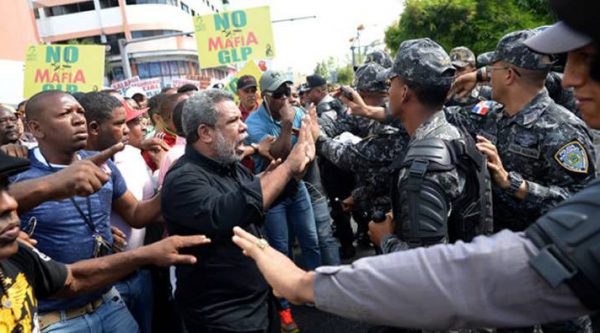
[486, 65, 521, 77]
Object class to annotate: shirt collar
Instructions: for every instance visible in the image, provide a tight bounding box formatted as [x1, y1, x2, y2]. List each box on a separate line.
[413, 110, 447, 141]
[501, 89, 550, 127]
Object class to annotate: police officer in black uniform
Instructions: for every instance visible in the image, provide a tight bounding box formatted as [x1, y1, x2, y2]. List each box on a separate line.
[367, 38, 493, 259]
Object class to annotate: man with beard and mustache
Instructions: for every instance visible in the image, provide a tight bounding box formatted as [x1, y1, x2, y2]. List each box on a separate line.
[7, 90, 164, 332]
[160, 88, 316, 333]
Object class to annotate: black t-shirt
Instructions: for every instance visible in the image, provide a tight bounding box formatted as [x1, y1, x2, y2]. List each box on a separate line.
[0, 244, 68, 333]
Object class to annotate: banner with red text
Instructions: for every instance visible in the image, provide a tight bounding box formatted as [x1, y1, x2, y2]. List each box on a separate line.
[23, 44, 105, 98]
[194, 6, 275, 68]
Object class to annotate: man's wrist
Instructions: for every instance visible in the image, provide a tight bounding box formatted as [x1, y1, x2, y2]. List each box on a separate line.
[504, 171, 524, 195]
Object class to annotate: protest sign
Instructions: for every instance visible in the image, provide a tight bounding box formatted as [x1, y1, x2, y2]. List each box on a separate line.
[111, 76, 140, 92]
[129, 78, 162, 97]
[23, 44, 105, 98]
[194, 6, 275, 68]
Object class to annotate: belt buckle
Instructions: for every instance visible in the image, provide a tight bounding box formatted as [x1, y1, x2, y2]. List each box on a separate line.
[85, 302, 95, 314]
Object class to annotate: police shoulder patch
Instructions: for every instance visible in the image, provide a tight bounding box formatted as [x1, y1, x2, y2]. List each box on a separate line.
[554, 141, 589, 174]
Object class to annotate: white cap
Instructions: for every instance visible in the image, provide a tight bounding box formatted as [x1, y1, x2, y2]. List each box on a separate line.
[125, 86, 146, 99]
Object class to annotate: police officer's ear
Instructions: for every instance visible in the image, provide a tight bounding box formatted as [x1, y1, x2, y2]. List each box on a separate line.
[398, 83, 410, 105]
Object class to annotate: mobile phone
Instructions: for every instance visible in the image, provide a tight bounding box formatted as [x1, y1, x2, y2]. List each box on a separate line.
[340, 86, 354, 101]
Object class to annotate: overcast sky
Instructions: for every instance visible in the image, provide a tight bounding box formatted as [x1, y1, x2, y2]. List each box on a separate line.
[227, 0, 405, 75]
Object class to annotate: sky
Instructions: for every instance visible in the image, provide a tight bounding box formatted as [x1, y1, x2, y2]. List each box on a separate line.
[227, 0, 405, 75]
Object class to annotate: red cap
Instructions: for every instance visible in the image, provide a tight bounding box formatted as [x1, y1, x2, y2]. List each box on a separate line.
[122, 100, 147, 122]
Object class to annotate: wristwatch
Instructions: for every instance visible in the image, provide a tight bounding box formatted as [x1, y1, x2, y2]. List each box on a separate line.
[506, 171, 524, 196]
[476, 67, 488, 82]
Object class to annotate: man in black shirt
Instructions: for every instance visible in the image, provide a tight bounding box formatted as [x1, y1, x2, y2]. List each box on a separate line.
[0, 151, 211, 333]
[161, 89, 316, 333]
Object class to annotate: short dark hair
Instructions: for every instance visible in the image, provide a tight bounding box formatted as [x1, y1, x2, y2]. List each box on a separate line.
[160, 93, 185, 120]
[25, 90, 68, 120]
[172, 99, 187, 137]
[79, 92, 122, 125]
[177, 84, 199, 94]
[147, 93, 168, 125]
[403, 78, 450, 109]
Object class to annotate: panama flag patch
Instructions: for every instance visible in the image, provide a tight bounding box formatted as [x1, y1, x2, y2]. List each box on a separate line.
[472, 101, 494, 116]
[554, 141, 589, 173]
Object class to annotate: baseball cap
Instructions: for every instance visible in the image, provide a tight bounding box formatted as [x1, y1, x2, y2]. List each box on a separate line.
[125, 87, 147, 99]
[524, 22, 592, 54]
[477, 51, 495, 68]
[354, 63, 389, 93]
[237, 75, 258, 90]
[259, 70, 292, 93]
[450, 46, 476, 68]
[489, 30, 554, 70]
[124, 100, 146, 123]
[305, 75, 327, 89]
[0, 151, 30, 178]
[364, 50, 393, 69]
[298, 83, 311, 93]
[378, 38, 455, 87]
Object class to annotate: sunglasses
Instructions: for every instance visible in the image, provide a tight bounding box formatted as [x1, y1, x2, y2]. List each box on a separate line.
[269, 86, 292, 99]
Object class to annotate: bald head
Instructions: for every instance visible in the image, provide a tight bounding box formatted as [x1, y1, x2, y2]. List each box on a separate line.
[25, 90, 70, 120]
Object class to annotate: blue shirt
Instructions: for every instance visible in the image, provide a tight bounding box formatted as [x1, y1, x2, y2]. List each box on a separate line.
[245, 104, 304, 173]
[10, 148, 128, 313]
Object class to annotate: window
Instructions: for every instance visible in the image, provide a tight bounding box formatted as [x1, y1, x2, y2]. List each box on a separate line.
[131, 30, 179, 38]
[99, 0, 119, 8]
[47, 1, 95, 17]
[126, 0, 171, 4]
[181, 2, 189, 13]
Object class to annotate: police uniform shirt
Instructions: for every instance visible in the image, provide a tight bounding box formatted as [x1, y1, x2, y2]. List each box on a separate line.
[0, 244, 67, 333]
[453, 89, 596, 231]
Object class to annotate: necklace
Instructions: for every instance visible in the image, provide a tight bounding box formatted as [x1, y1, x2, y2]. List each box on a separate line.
[0, 266, 24, 332]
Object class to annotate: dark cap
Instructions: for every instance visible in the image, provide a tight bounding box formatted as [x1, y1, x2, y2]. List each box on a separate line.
[489, 30, 554, 71]
[237, 75, 258, 90]
[364, 50, 393, 69]
[450, 46, 476, 68]
[0, 152, 30, 178]
[477, 51, 495, 68]
[299, 83, 311, 93]
[378, 38, 455, 86]
[524, 22, 592, 54]
[354, 63, 389, 93]
[305, 75, 327, 89]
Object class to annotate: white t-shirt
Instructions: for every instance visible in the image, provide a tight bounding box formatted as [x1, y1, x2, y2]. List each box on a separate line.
[110, 145, 154, 250]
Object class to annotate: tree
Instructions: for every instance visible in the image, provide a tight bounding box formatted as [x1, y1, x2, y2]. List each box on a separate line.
[384, 0, 555, 56]
[336, 64, 354, 86]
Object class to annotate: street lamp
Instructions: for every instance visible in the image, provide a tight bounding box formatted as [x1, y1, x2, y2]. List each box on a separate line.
[350, 24, 365, 67]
